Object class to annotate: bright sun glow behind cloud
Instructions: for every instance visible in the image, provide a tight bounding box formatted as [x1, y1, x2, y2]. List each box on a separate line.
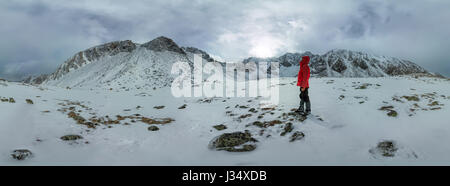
[249, 36, 284, 58]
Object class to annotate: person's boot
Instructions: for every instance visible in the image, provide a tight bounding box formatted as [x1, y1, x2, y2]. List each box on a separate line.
[297, 101, 305, 114]
[305, 101, 311, 115]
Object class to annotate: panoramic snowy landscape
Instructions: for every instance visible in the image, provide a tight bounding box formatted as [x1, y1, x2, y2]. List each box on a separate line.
[1, 35, 450, 165]
[1, 55, 449, 165]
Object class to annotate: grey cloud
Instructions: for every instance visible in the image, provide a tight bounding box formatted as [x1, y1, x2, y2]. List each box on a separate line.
[0, 0, 449, 80]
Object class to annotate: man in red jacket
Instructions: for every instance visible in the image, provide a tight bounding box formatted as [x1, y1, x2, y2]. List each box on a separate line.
[296, 56, 311, 115]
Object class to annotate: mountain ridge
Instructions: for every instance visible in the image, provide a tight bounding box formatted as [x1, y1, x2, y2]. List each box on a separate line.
[24, 36, 434, 88]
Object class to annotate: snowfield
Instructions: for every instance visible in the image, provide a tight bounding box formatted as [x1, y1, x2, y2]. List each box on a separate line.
[0, 76, 449, 165]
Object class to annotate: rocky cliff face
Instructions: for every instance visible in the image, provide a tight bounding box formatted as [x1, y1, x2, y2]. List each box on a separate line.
[142, 36, 185, 54]
[47, 40, 137, 82]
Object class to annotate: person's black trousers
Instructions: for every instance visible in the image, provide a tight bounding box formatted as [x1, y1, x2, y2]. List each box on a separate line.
[299, 87, 311, 113]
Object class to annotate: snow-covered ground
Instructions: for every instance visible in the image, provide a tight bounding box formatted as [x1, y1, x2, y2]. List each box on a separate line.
[0, 76, 449, 165]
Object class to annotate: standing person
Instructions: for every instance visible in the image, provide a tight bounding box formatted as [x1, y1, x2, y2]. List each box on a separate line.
[296, 56, 311, 115]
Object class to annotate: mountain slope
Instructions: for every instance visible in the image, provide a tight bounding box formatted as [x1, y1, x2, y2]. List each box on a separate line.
[26, 36, 431, 89]
[43, 37, 194, 90]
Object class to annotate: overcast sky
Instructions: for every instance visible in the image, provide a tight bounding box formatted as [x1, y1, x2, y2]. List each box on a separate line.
[1, 0, 449, 80]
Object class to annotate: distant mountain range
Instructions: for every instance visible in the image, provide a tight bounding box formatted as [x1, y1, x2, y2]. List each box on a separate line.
[23, 36, 433, 89]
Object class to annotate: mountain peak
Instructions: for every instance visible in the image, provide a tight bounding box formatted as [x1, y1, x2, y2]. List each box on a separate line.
[142, 36, 185, 54]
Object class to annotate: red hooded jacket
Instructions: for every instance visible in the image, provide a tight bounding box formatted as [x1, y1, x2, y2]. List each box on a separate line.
[297, 56, 310, 88]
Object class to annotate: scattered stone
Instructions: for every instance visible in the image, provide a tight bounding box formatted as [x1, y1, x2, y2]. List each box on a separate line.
[387, 110, 398, 117]
[266, 120, 283, 126]
[339, 95, 345, 100]
[355, 83, 370, 89]
[60, 135, 83, 141]
[261, 107, 276, 111]
[209, 131, 258, 152]
[198, 98, 214, 103]
[248, 108, 258, 113]
[252, 121, 264, 128]
[428, 101, 439, 106]
[83, 122, 96, 128]
[280, 123, 293, 136]
[213, 124, 227, 131]
[26, 99, 34, 104]
[290, 131, 305, 142]
[392, 96, 404, 103]
[252, 120, 283, 128]
[239, 114, 252, 119]
[148, 126, 160, 131]
[68, 111, 86, 124]
[11, 149, 33, 160]
[379, 106, 394, 111]
[178, 104, 187, 109]
[141, 117, 174, 125]
[154, 105, 165, 109]
[369, 140, 398, 157]
[402, 95, 420, 102]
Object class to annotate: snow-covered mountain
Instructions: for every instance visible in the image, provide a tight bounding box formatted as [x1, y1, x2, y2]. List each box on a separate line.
[25, 36, 431, 89]
[34, 37, 198, 90]
[243, 49, 428, 78]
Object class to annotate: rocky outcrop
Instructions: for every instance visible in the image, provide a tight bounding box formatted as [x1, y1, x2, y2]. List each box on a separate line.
[44, 40, 137, 81]
[209, 131, 258, 152]
[142, 36, 185, 54]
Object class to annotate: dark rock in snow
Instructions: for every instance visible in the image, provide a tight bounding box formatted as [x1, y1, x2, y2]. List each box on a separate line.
[280, 123, 293, 136]
[26, 99, 34, 104]
[387, 110, 398, 117]
[178, 104, 187, 109]
[369, 140, 398, 157]
[148, 126, 160, 131]
[60, 135, 83, 141]
[290, 131, 305, 142]
[209, 131, 258, 152]
[213, 124, 227, 131]
[378, 106, 398, 117]
[11, 149, 33, 160]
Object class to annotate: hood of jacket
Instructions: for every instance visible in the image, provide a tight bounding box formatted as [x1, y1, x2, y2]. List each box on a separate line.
[300, 56, 310, 66]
